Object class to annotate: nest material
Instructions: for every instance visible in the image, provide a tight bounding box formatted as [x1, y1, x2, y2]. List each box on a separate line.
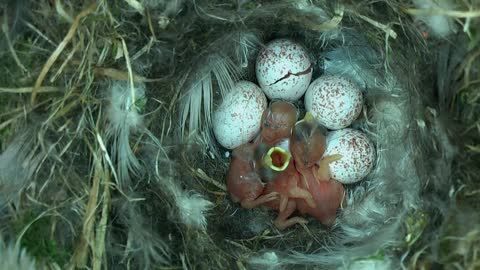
[0, 0, 479, 269]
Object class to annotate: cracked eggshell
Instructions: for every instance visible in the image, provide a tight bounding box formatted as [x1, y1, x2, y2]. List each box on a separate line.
[305, 75, 363, 130]
[323, 129, 375, 184]
[213, 81, 267, 149]
[256, 39, 312, 101]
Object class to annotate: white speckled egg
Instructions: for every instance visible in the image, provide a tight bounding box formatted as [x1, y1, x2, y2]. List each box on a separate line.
[323, 129, 375, 184]
[305, 75, 363, 130]
[213, 81, 267, 149]
[256, 39, 312, 101]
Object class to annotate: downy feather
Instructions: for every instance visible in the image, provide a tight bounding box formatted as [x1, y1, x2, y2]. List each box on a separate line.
[0, 130, 44, 207]
[106, 81, 146, 188]
[179, 31, 261, 148]
[0, 236, 36, 270]
[117, 197, 170, 269]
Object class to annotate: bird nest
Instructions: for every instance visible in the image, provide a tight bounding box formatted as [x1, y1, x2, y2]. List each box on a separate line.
[0, 1, 479, 269]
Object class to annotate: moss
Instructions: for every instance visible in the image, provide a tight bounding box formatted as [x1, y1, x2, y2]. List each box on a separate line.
[0, 0, 478, 268]
[0, 95, 14, 150]
[13, 211, 70, 266]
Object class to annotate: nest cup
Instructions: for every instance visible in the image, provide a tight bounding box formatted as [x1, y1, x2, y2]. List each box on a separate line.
[178, 3, 446, 269]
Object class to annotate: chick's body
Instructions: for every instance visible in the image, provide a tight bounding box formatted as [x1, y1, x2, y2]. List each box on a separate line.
[227, 144, 277, 208]
[262, 162, 315, 230]
[289, 112, 345, 226]
[290, 113, 327, 170]
[260, 101, 297, 145]
[226, 104, 346, 229]
[296, 166, 345, 226]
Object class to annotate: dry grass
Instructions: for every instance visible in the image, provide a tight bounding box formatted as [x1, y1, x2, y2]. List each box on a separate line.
[0, 0, 479, 269]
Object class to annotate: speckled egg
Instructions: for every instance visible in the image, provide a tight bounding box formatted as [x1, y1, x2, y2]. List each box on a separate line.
[213, 81, 267, 149]
[305, 75, 363, 130]
[256, 39, 313, 101]
[323, 129, 375, 184]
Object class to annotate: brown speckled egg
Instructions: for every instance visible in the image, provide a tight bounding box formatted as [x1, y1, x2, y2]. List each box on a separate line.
[323, 128, 375, 184]
[213, 81, 267, 149]
[305, 75, 363, 130]
[256, 39, 312, 101]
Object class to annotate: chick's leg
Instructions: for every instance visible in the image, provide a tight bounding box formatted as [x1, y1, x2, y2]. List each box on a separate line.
[241, 192, 279, 209]
[288, 186, 316, 208]
[274, 200, 307, 230]
[279, 194, 288, 212]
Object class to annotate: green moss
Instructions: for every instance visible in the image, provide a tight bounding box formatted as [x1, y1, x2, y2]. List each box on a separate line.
[404, 210, 428, 248]
[467, 25, 480, 50]
[13, 210, 70, 266]
[0, 97, 13, 149]
[353, 249, 386, 262]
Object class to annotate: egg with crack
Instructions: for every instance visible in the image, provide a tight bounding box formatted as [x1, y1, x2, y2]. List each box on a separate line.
[256, 39, 313, 101]
[323, 128, 375, 184]
[305, 75, 363, 130]
[213, 81, 267, 149]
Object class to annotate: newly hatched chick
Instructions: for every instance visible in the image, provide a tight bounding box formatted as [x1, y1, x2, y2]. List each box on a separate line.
[260, 101, 298, 145]
[254, 143, 290, 182]
[296, 165, 345, 226]
[262, 150, 316, 230]
[227, 143, 278, 209]
[262, 160, 316, 230]
[289, 112, 345, 227]
[290, 112, 327, 171]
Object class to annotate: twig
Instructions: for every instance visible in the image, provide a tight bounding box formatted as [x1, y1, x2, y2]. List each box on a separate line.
[0, 99, 52, 130]
[55, 0, 74, 23]
[466, 144, 480, 153]
[2, 19, 28, 74]
[404, 8, 480, 18]
[51, 40, 82, 83]
[95, 132, 120, 186]
[355, 13, 398, 39]
[120, 37, 136, 108]
[93, 161, 111, 270]
[70, 150, 102, 268]
[195, 168, 227, 192]
[146, 9, 157, 39]
[93, 67, 150, 82]
[0, 86, 61, 93]
[23, 21, 58, 48]
[31, 2, 97, 105]
[288, 5, 344, 32]
[464, 189, 480, 196]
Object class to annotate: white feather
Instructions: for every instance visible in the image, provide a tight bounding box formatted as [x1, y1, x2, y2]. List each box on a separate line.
[412, 0, 457, 38]
[176, 192, 213, 229]
[249, 252, 282, 270]
[107, 82, 144, 130]
[148, 142, 214, 230]
[180, 32, 261, 148]
[180, 54, 237, 139]
[231, 31, 261, 69]
[141, 0, 184, 15]
[323, 31, 381, 90]
[0, 237, 36, 270]
[0, 131, 44, 206]
[106, 82, 145, 187]
[118, 199, 170, 268]
[180, 31, 261, 151]
[339, 258, 392, 270]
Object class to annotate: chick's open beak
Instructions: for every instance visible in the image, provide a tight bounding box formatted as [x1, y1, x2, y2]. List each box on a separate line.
[263, 147, 291, 171]
[254, 143, 291, 182]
